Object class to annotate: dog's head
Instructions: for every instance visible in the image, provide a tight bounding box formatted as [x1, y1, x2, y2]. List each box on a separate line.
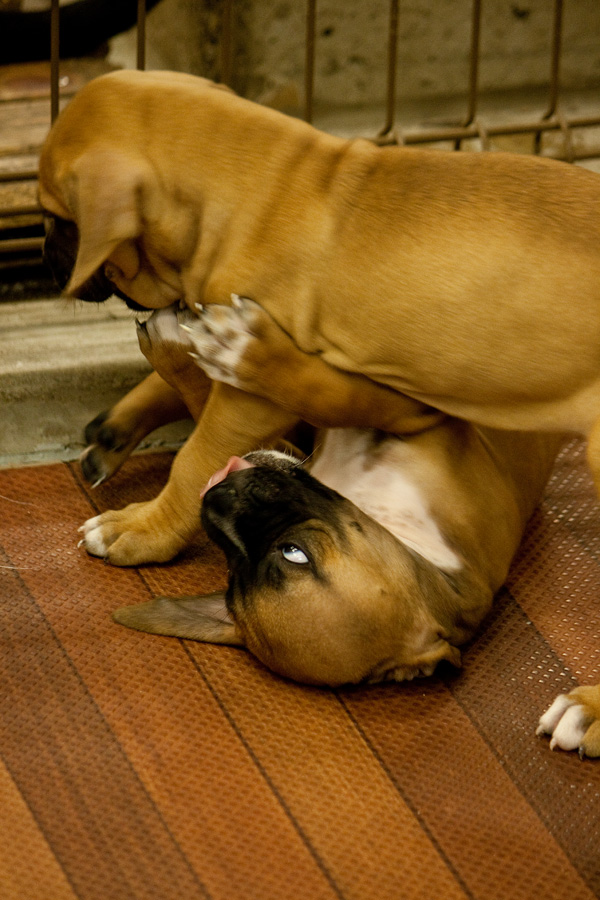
[114, 451, 462, 686]
[39, 122, 172, 309]
[38, 70, 235, 310]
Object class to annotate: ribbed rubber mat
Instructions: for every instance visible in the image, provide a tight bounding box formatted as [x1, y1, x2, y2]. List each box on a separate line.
[0, 440, 599, 900]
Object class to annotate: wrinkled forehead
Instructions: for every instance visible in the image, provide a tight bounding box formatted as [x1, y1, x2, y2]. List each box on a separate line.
[236, 586, 373, 685]
[231, 535, 400, 686]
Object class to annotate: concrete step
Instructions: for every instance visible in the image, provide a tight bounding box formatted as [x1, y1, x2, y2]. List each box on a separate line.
[0, 296, 191, 468]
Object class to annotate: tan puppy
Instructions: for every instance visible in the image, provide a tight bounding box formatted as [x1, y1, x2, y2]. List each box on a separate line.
[39, 68, 600, 572]
[115, 422, 555, 680]
[106, 299, 596, 757]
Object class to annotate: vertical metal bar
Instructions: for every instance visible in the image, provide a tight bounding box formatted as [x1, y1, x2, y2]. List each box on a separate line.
[305, 0, 316, 122]
[544, 0, 563, 119]
[137, 0, 146, 70]
[535, 0, 564, 154]
[379, 0, 399, 138]
[221, 0, 234, 85]
[462, 0, 481, 127]
[50, 0, 60, 123]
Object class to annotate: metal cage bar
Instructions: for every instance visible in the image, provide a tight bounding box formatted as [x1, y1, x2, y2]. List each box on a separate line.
[305, 0, 316, 123]
[462, 0, 482, 128]
[377, 0, 400, 142]
[220, 0, 234, 86]
[137, 0, 147, 70]
[50, 0, 60, 123]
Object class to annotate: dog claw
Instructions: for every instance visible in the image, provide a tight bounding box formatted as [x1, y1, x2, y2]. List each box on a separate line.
[195, 303, 204, 313]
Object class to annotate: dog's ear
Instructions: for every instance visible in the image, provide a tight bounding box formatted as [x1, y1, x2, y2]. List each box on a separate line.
[113, 592, 244, 646]
[407, 637, 462, 677]
[65, 147, 155, 295]
[382, 636, 462, 683]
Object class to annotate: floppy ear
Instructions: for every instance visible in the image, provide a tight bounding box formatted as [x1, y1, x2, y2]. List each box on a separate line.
[65, 147, 155, 295]
[410, 638, 462, 676]
[383, 637, 462, 683]
[113, 592, 244, 646]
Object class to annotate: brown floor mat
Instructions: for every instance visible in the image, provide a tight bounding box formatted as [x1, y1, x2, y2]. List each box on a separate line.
[1, 439, 599, 900]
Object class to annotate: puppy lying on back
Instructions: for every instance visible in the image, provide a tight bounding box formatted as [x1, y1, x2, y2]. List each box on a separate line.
[113, 300, 600, 758]
[38, 69, 600, 570]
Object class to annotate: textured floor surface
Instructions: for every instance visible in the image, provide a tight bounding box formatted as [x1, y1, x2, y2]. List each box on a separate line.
[0, 440, 599, 900]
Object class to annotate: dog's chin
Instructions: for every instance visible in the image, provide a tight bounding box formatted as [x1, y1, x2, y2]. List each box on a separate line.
[116, 291, 151, 313]
[69, 276, 148, 309]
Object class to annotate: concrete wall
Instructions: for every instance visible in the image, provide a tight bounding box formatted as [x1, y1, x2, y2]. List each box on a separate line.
[109, 0, 600, 114]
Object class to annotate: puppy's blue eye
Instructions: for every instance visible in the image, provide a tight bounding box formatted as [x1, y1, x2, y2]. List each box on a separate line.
[281, 545, 309, 565]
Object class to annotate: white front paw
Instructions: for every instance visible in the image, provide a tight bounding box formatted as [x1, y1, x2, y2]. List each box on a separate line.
[536, 693, 591, 755]
[78, 515, 109, 557]
[181, 294, 259, 386]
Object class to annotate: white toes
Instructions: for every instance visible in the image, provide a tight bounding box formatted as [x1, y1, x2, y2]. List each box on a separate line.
[79, 515, 100, 533]
[548, 703, 588, 752]
[536, 693, 574, 736]
[78, 516, 109, 557]
[537, 692, 592, 754]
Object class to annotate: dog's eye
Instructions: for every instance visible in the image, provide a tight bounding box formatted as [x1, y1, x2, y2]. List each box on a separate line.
[280, 544, 309, 565]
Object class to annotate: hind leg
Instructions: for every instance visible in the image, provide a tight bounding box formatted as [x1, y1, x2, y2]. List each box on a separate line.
[82, 305, 212, 486]
[81, 372, 193, 486]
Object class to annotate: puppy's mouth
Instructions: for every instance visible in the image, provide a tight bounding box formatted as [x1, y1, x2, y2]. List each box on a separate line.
[200, 450, 303, 499]
[200, 456, 254, 499]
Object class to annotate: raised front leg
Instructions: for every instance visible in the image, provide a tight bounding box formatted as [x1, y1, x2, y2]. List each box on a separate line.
[81, 371, 191, 486]
[185, 295, 444, 435]
[135, 305, 213, 420]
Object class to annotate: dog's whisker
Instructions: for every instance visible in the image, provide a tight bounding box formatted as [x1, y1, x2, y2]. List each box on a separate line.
[296, 444, 320, 466]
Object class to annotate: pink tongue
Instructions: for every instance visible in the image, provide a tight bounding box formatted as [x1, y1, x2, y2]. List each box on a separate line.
[200, 456, 254, 498]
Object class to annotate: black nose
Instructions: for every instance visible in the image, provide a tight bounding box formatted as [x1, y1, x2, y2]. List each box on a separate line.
[202, 481, 240, 521]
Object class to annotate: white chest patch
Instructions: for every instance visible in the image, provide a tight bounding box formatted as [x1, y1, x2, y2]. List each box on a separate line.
[310, 429, 462, 572]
